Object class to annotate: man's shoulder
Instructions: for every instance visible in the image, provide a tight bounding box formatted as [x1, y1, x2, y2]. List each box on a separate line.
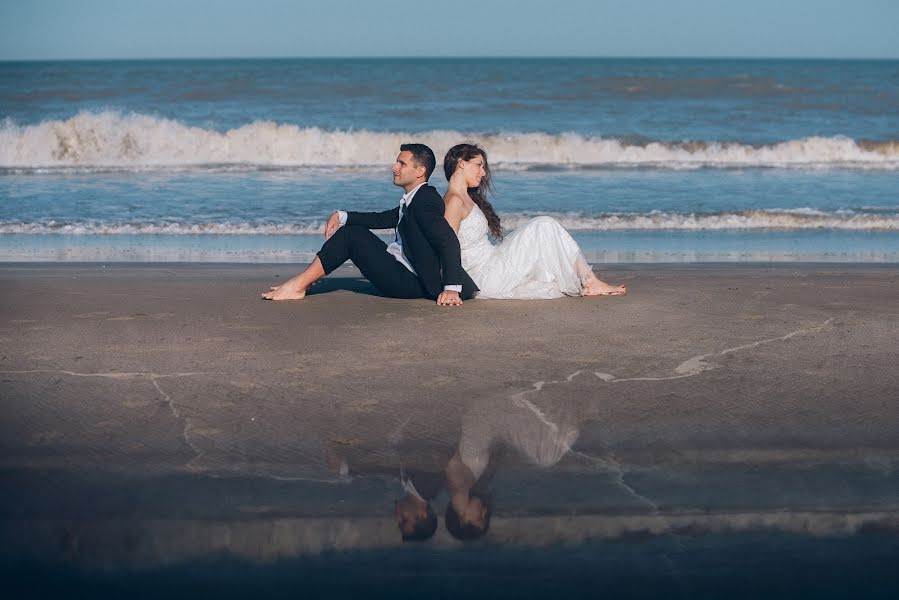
[416, 184, 441, 200]
[411, 184, 442, 209]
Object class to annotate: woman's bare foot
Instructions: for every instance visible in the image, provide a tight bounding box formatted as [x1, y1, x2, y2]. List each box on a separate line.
[582, 276, 627, 296]
[261, 283, 307, 301]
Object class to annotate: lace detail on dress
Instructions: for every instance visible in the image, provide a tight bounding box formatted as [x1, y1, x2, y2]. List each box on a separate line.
[457, 205, 492, 249]
[458, 206, 496, 284]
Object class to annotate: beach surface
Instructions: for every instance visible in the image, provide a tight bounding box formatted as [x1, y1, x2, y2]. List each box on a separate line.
[2, 263, 898, 594]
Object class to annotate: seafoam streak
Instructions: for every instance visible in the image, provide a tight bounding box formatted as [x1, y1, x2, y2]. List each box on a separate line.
[3, 211, 897, 234]
[2, 111, 898, 170]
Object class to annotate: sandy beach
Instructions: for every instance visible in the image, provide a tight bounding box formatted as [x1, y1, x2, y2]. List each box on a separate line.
[2, 262, 898, 594]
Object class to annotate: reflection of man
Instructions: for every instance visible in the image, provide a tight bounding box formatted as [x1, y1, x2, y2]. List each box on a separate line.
[395, 468, 442, 542]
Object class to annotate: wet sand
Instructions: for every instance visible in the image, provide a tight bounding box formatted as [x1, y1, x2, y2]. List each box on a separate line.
[1, 263, 898, 593]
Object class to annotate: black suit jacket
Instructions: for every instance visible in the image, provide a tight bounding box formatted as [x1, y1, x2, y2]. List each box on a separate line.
[346, 184, 478, 300]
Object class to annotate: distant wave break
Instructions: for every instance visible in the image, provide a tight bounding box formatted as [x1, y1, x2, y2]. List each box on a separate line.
[2, 111, 898, 171]
[4, 210, 898, 234]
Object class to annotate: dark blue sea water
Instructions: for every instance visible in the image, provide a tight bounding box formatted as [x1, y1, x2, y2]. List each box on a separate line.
[2, 58, 898, 261]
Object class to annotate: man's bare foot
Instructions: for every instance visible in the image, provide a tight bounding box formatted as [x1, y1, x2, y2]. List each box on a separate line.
[582, 277, 627, 296]
[261, 283, 307, 300]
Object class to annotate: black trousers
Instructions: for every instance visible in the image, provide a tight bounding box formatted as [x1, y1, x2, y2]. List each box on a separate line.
[317, 225, 428, 299]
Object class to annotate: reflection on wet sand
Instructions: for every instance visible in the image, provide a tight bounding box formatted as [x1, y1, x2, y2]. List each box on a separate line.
[3, 265, 899, 596]
[5, 511, 898, 568]
[9, 382, 898, 572]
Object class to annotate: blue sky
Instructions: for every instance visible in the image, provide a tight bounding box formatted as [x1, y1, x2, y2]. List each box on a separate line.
[1, 0, 897, 60]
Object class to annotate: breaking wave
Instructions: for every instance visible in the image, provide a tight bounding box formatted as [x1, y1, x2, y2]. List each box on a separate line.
[4, 209, 898, 234]
[2, 111, 899, 171]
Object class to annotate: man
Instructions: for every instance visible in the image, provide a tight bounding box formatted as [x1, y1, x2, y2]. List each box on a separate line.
[262, 143, 477, 305]
[395, 468, 442, 542]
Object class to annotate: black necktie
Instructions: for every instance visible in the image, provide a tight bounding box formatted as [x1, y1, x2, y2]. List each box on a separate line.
[396, 200, 406, 242]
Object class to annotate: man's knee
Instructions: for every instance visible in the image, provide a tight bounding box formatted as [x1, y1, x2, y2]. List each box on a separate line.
[335, 225, 370, 245]
[319, 225, 357, 273]
[343, 226, 377, 253]
[323, 225, 364, 251]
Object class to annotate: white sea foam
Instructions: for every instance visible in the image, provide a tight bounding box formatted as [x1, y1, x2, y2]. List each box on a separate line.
[2, 111, 898, 171]
[502, 209, 899, 231]
[0, 221, 327, 235]
[3, 209, 897, 235]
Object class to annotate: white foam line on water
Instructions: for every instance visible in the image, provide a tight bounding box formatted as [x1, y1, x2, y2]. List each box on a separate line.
[5, 210, 898, 235]
[147, 377, 206, 461]
[508, 371, 661, 512]
[1, 369, 215, 462]
[594, 317, 834, 383]
[2, 111, 898, 170]
[0, 369, 213, 380]
[504, 317, 836, 512]
[572, 447, 662, 512]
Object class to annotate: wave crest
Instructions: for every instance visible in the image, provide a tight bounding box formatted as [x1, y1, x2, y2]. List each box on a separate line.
[2, 111, 898, 171]
[3, 209, 897, 235]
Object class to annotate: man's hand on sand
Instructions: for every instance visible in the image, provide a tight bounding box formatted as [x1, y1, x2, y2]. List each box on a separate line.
[437, 291, 462, 306]
[325, 212, 341, 240]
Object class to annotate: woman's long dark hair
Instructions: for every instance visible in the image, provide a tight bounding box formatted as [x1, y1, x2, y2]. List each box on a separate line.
[443, 143, 503, 240]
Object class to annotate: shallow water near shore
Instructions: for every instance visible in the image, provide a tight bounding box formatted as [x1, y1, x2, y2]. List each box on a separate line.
[3, 168, 899, 262]
[2, 58, 898, 263]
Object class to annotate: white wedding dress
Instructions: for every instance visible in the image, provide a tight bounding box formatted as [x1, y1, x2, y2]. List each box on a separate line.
[458, 206, 591, 299]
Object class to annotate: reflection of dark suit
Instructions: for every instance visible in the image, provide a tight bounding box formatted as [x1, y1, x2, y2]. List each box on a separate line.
[317, 184, 478, 300]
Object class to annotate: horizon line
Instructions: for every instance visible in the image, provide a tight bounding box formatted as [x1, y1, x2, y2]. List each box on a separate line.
[2, 54, 899, 63]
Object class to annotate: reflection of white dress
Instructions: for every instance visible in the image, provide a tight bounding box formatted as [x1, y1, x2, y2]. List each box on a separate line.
[458, 206, 589, 299]
[459, 395, 579, 480]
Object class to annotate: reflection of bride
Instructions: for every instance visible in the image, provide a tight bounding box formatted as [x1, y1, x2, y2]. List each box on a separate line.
[442, 143, 627, 300]
[445, 392, 581, 541]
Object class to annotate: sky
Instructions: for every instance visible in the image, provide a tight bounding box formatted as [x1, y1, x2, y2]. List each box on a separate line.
[1, 0, 898, 60]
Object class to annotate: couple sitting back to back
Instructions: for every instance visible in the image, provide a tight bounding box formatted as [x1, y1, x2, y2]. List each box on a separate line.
[262, 143, 626, 303]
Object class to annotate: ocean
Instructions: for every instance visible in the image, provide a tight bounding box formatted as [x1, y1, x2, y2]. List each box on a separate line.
[1, 58, 898, 262]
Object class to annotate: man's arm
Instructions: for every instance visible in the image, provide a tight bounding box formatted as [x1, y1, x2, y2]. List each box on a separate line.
[346, 207, 400, 230]
[325, 207, 401, 239]
[414, 189, 465, 290]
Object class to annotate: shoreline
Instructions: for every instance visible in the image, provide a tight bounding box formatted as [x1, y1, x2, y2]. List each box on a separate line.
[4, 229, 899, 264]
[3, 260, 899, 268]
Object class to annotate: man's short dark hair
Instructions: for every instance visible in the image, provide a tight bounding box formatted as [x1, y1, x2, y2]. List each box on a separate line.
[445, 493, 491, 541]
[401, 503, 438, 542]
[400, 143, 437, 180]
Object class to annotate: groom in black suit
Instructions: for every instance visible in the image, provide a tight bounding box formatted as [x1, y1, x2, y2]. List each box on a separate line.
[262, 143, 477, 305]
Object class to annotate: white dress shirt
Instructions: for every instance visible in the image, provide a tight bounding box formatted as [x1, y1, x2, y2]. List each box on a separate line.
[336, 183, 462, 293]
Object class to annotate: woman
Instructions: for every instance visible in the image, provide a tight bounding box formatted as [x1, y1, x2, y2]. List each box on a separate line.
[443, 143, 626, 299]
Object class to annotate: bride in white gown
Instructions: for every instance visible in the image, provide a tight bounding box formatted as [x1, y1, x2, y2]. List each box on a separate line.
[442, 143, 627, 299]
